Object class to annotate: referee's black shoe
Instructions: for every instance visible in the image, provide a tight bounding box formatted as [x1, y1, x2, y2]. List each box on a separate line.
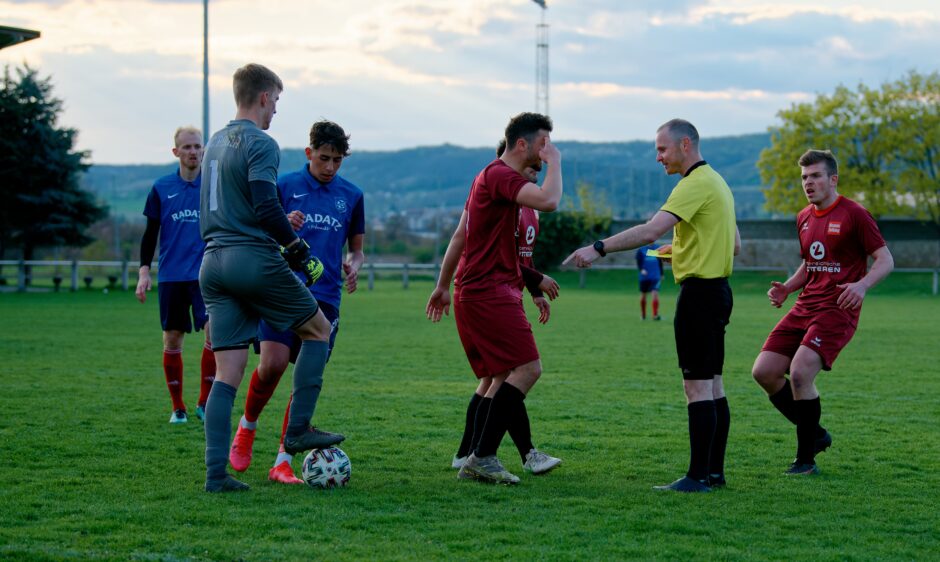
[785, 461, 819, 476]
[706, 473, 726, 488]
[815, 429, 833, 455]
[653, 476, 711, 493]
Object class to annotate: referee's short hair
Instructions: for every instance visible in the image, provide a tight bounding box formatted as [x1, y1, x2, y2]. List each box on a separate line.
[798, 149, 839, 177]
[233, 63, 283, 108]
[658, 119, 699, 148]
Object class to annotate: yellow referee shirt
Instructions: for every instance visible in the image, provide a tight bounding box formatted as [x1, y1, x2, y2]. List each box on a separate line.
[660, 163, 736, 283]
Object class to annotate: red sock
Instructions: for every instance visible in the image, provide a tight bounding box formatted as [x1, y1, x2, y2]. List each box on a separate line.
[653, 296, 660, 316]
[244, 367, 283, 423]
[640, 295, 647, 318]
[279, 394, 293, 446]
[198, 343, 215, 407]
[163, 350, 185, 411]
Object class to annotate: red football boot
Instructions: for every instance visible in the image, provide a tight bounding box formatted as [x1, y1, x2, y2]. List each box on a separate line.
[229, 426, 256, 472]
[268, 461, 304, 485]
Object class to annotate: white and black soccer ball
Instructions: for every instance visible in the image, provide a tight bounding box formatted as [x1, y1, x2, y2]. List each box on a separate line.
[301, 447, 351, 489]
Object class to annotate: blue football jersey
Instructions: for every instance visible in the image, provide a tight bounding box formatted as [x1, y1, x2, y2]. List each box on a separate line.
[636, 244, 663, 282]
[277, 166, 365, 308]
[143, 170, 205, 282]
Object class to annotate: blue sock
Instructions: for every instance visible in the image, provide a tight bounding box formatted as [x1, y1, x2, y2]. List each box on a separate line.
[204, 381, 237, 481]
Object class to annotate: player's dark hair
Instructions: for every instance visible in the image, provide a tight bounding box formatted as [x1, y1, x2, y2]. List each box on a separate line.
[504, 112, 553, 150]
[309, 120, 351, 156]
[798, 149, 838, 176]
[657, 118, 699, 148]
[496, 138, 507, 157]
[233, 63, 283, 108]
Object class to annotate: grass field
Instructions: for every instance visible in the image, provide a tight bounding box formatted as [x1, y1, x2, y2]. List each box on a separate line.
[1, 271, 938, 560]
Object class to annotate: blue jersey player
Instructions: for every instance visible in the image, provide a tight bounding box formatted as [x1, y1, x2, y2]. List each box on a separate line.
[135, 127, 215, 424]
[635, 244, 664, 320]
[229, 120, 366, 484]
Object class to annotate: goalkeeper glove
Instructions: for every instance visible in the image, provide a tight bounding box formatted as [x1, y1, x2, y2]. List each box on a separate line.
[280, 240, 325, 287]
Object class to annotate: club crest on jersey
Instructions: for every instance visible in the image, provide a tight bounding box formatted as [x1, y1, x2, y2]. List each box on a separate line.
[809, 241, 825, 260]
[335, 198, 347, 213]
[827, 221, 842, 235]
[525, 226, 536, 245]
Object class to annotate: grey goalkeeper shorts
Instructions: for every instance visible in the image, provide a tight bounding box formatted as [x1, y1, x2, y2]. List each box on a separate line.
[199, 243, 319, 351]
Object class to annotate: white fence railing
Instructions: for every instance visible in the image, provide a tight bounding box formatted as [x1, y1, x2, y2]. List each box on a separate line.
[1, 260, 937, 295]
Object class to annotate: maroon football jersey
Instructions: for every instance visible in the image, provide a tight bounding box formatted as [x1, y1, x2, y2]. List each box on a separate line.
[459, 159, 528, 299]
[517, 206, 538, 269]
[794, 196, 886, 321]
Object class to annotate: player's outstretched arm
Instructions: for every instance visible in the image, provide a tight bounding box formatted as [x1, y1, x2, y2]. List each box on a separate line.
[344, 234, 365, 294]
[835, 245, 894, 310]
[426, 210, 467, 322]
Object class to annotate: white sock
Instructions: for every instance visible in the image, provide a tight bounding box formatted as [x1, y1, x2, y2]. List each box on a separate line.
[274, 452, 293, 467]
[240, 416, 257, 430]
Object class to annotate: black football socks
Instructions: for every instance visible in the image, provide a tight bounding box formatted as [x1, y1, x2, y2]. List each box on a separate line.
[475, 383, 525, 458]
[795, 397, 822, 464]
[687, 399, 717, 482]
[769, 378, 800, 425]
[709, 396, 730, 478]
[456, 393, 484, 458]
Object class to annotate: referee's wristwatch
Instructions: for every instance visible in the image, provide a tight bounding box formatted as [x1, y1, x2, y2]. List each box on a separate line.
[593, 240, 607, 257]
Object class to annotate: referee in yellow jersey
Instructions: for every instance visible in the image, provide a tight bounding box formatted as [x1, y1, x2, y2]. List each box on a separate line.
[565, 119, 740, 492]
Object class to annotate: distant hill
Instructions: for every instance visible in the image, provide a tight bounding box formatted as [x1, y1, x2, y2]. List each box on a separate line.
[81, 133, 772, 221]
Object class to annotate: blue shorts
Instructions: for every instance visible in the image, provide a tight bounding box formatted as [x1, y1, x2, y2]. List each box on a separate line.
[639, 279, 661, 293]
[158, 280, 207, 333]
[255, 301, 340, 363]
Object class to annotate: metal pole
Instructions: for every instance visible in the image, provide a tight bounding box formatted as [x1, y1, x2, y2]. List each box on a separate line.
[202, 0, 209, 143]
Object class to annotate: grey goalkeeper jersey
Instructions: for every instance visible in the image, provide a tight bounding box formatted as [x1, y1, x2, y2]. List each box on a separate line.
[200, 119, 280, 247]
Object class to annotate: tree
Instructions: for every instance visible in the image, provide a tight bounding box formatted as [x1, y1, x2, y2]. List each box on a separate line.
[0, 65, 107, 263]
[534, 182, 612, 271]
[758, 70, 940, 232]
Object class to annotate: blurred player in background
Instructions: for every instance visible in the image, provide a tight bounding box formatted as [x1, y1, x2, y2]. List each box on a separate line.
[635, 243, 664, 320]
[135, 126, 214, 425]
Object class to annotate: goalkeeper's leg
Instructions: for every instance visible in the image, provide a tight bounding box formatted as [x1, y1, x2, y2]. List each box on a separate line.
[283, 308, 344, 454]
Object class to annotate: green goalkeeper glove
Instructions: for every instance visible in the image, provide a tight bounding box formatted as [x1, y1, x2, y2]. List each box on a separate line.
[280, 240, 325, 287]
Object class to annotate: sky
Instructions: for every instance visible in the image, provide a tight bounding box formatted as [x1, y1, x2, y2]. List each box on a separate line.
[2, 0, 939, 164]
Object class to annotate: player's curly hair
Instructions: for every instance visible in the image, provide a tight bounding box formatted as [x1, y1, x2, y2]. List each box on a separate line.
[504, 112, 552, 151]
[233, 63, 283, 108]
[798, 149, 838, 177]
[309, 120, 351, 156]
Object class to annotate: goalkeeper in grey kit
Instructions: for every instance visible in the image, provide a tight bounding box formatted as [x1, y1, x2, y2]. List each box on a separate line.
[198, 62, 344, 493]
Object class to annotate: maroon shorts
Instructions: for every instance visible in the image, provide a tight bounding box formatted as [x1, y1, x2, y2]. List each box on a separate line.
[454, 284, 539, 379]
[761, 306, 857, 370]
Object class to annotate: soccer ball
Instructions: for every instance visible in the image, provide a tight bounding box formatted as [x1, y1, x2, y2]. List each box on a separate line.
[301, 447, 351, 489]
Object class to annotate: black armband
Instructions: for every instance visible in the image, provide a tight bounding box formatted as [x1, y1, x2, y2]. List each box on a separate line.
[140, 218, 160, 268]
[521, 264, 544, 297]
[250, 180, 296, 247]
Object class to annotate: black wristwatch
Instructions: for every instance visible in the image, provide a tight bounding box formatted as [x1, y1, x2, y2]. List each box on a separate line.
[593, 240, 607, 257]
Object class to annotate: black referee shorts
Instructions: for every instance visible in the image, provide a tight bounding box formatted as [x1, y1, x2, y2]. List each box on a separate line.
[674, 277, 733, 380]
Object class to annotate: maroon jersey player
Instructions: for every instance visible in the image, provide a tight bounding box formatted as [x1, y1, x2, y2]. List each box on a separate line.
[426, 113, 563, 485]
[752, 149, 893, 476]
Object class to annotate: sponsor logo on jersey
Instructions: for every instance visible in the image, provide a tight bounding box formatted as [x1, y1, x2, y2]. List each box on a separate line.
[172, 209, 200, 222]
[303, 212, 343, 231]
[525, 225, 536, 245]
[335, 198, 347, 213]
[827, 221, 841, 235]
[809, 241, 825, 260]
